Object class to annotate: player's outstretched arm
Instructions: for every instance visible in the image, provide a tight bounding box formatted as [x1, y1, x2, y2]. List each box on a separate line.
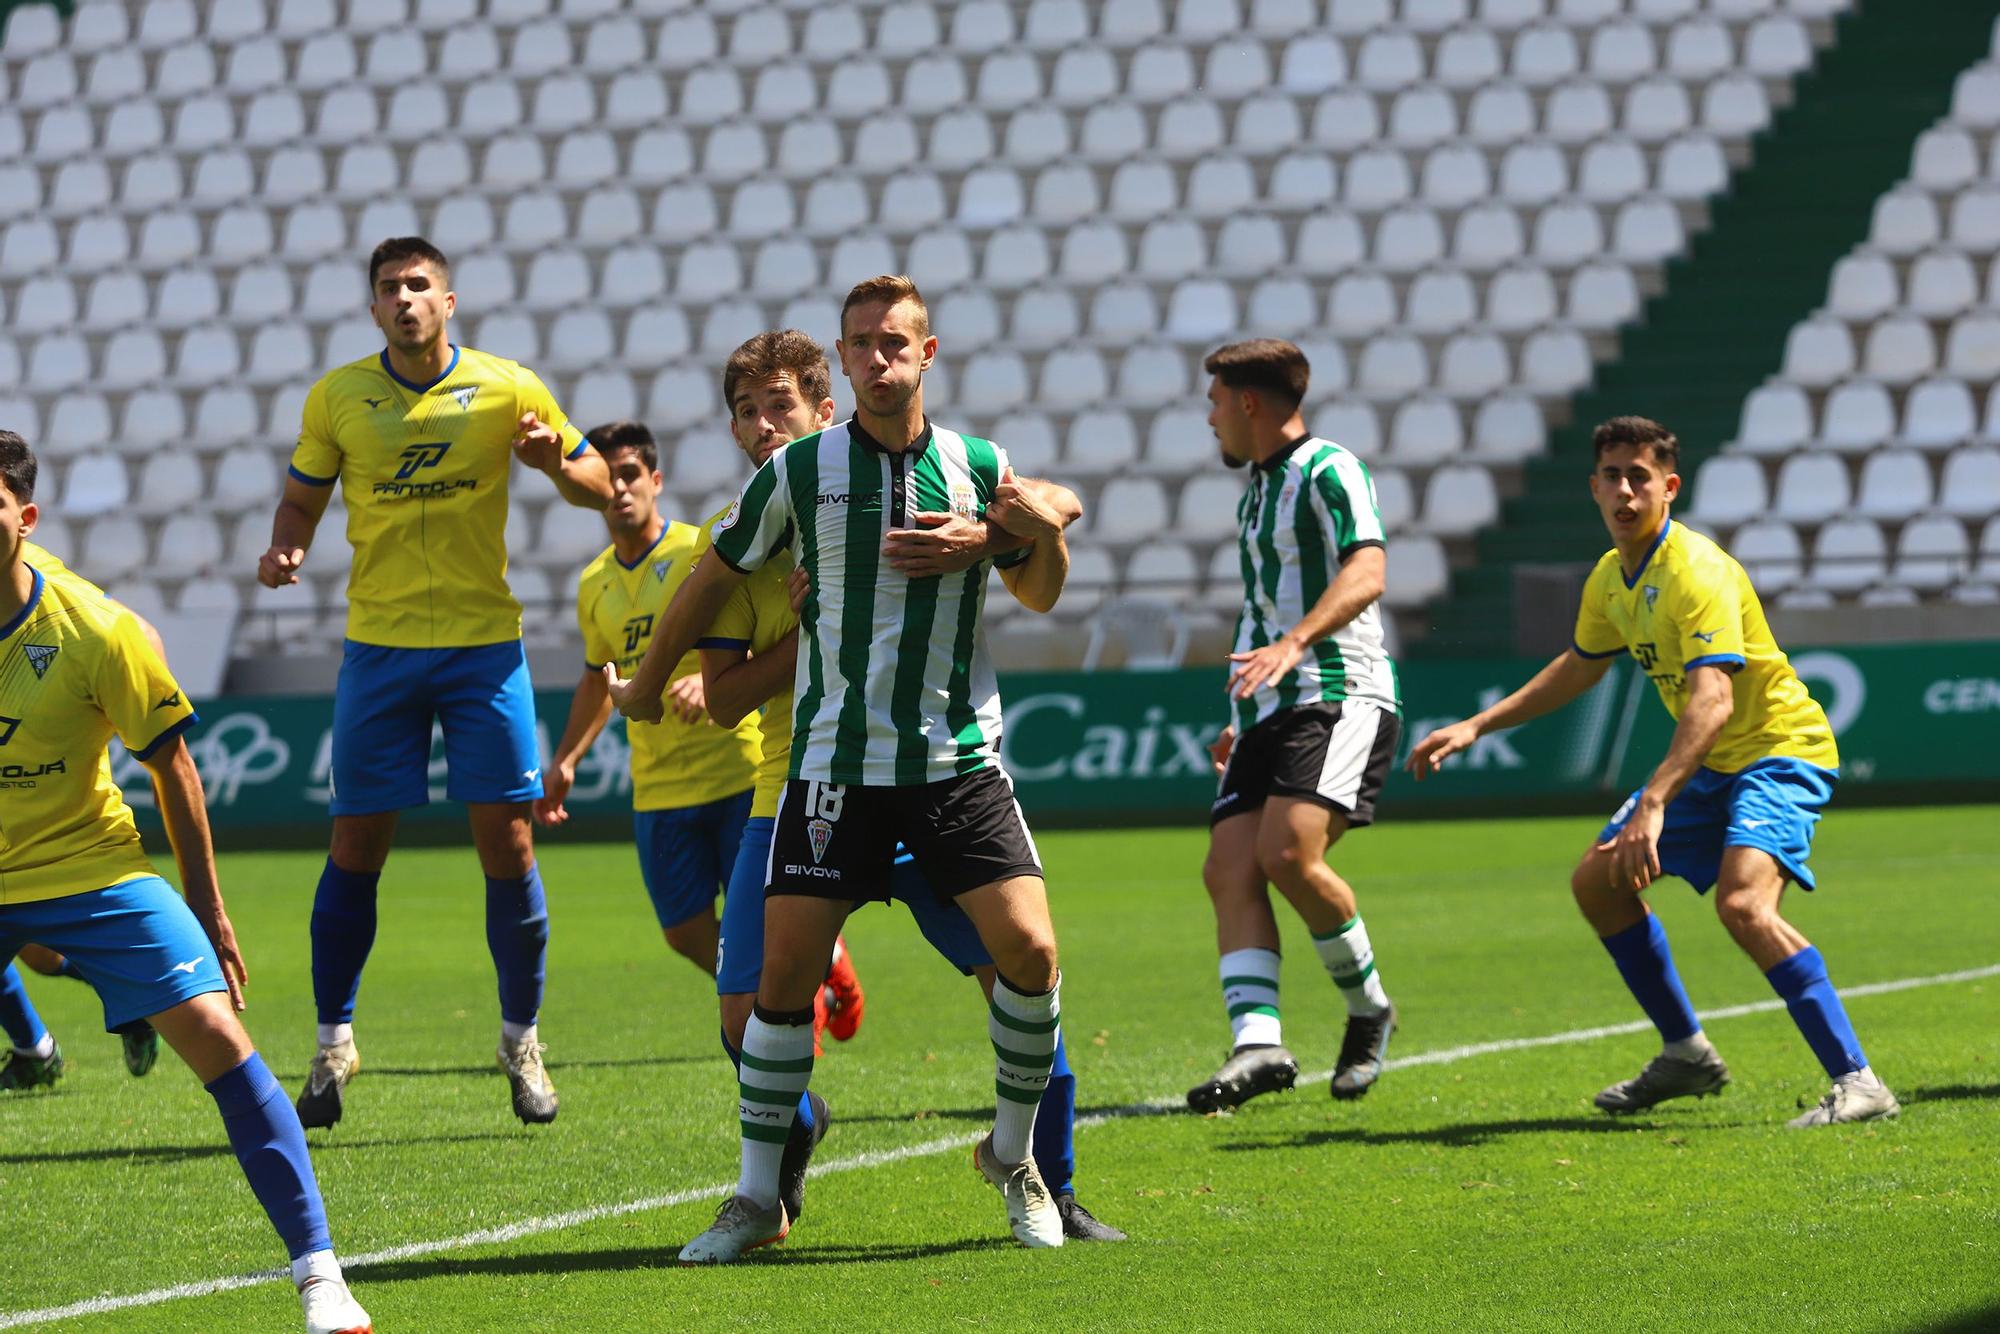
[700, 629, 798, 729]
[536, 668, 614, 827]
[142, 737, 246, 1012]
[606, 551, 748, 723]
[1406, 648, 1613, 779]
[257, 474, 334, 589]
[513, 412, 614, 510]
[1228, 544, 1385, 699]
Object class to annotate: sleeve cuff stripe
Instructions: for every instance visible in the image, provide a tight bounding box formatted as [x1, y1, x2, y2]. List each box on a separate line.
[565, 437, 590, 459]
[696, 637, 751, 650]
[288, 465, 337, 486]
[1570, 641, 1625, 660]
[130, 712, 199, 762]
[1339, 538, 1387, 557]
[712, 548, 750, 575]
[1686, 653, 1746, 671]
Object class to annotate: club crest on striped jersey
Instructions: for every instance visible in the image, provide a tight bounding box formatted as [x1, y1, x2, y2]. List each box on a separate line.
[23, 644, 57, 679]
[717, 496, 743, 532]
[807, 817, 834, 864]
[949, 480, 980, 519]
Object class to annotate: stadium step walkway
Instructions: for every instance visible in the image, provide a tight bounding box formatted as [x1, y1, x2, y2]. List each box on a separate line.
[1417, 0, 2000, 658]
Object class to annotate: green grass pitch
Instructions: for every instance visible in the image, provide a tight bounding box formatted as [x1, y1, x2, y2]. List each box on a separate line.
[2, 806, 1996, 1331]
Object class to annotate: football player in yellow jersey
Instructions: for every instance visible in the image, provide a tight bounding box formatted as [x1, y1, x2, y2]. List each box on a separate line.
[534, 419, 762, 978]
[255, 236, 612, 1131]
[1408, 417, 1897, 1126]
[1, 542, 172, 1085]
[0, 432, 372, 1334]
[679, 329, 1118, 1247]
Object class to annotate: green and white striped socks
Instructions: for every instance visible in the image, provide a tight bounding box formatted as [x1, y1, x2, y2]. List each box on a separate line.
[989, 975, 1061, 1163]
[1220, 947, 1283, 1049]
[1313, 916, 1390, 1017]
[736, 1006, 815, 1208]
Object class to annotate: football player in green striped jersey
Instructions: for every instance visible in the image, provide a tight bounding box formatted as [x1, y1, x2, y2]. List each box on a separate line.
[1189, 339, 1404, 1116]
[609, 278, 1082, 1261]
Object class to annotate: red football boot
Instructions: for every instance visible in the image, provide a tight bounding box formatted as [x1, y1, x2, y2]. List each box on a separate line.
[822, 935, 866, 1042]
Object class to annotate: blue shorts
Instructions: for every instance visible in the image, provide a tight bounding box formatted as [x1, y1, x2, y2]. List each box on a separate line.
[1599, 757, 1838, 894]
[716, 820, 991, 996]
[0, 878, 227, 1030]
[635, 791, 752, 930]
[330, 639, 542, 815]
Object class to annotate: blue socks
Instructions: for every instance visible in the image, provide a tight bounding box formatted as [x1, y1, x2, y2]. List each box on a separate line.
[485, 867, 549, 1028]
[721, 1025, 815, 1133]
[1766, 946, 1867, 1078]
[1033, 1029, 1076, 1197]
[316, 860, 553, 1029]
[206, 1053, 332, 1260]
[0, 963, 49, 1051]
[310, 860, 381, 1026]
[1600, 914, 1701, 1044]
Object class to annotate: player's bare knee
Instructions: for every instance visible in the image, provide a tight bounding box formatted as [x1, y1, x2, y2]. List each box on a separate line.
[1714, 891, 1777, 942]
[998, 935, 1058, 994]
[329, 816, 396, 873]
[1257, 837, 1315, 889]
[1569, 855, 1612, 901]
[1202, 852, 1257, 901]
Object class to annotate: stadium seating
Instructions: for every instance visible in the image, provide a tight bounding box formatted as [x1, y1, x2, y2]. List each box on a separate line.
[1699, 30, 2000, 608]
[0, 0, 1853, 654]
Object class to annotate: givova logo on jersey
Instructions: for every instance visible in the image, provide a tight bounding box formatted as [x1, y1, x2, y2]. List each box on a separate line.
[622, 614, 654, 653]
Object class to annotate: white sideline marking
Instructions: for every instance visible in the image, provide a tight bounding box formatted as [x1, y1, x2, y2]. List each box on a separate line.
[4, 961, 1992, 1330]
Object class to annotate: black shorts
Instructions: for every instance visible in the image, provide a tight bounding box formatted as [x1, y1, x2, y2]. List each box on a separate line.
[767, 766, 1043, 901]
[1211, 701, 1400, 828]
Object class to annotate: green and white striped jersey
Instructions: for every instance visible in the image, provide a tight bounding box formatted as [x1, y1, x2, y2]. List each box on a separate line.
[1231, 435, 1401, 733]
[710, 418, 1031, 787]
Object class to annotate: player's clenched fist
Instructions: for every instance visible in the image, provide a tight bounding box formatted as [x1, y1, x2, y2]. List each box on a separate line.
[602, 662, 665, 725]
[257, 545, 305, 588]
[987, 466, 1062, 541]
[1404, 720, 1479, 780]
[511, 411, 564, 472]
[533, 759, 576, 827]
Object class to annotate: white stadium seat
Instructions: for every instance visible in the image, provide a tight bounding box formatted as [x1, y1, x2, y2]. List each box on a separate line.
[1689, 455, 1769, 527]
[1391, 397, 1468, 465]
[1820, 379, 1896, 451]
[1855, 450, 1934, 518]
[1811, 516, 1888, 593]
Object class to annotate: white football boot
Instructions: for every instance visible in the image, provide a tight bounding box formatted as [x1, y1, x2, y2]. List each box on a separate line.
[1788, 1068, 1901, 1127]
[299, 1276, 371, 1334]
[974, 1134, 1063, 1249]
[677, 1194, 789, 1265]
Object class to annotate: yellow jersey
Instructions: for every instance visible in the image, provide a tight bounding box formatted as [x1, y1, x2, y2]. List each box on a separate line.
[290, 344, 587, 649]
[0, 564, 199, 905]
[696, 503, 798, 820]
[22, 541, 100, 596]
[1573, 518, 1838, 774]
[578, 524, 759, 811]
